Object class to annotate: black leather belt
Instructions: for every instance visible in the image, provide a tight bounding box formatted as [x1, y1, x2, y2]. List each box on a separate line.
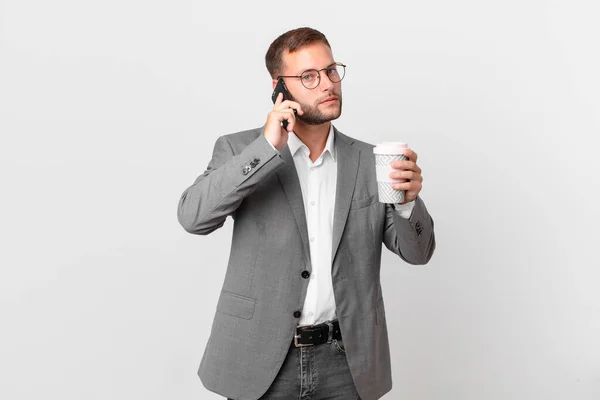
[294, 319, 342, 347]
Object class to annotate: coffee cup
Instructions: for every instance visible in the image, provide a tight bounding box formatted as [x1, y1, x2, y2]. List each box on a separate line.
[373, 142, 409, 204]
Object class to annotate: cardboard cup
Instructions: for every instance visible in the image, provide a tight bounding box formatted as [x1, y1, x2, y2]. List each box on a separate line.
[373, 142, 409, 204]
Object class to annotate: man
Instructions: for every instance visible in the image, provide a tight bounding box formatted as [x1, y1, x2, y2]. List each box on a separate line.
[177, 27, 435, 400]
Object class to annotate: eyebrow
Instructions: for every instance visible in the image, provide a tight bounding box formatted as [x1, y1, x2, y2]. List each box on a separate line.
[295, 61, 337, 75]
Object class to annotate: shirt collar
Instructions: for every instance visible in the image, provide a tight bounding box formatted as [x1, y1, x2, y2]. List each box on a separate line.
[288, 124, 336, 162]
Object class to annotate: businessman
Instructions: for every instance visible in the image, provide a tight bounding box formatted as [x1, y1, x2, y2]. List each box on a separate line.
[177, 27, 436, 400]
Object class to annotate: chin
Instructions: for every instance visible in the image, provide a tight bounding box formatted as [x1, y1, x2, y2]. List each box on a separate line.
[329, 107, 342, 121]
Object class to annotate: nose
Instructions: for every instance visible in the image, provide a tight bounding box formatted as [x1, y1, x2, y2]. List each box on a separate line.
[319, 70, 335, 91]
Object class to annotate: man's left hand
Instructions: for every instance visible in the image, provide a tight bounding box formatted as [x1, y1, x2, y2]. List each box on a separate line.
[389, 149, 423, 204]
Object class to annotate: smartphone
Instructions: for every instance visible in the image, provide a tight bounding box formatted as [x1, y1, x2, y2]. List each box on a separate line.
[271, 78, 297, 130]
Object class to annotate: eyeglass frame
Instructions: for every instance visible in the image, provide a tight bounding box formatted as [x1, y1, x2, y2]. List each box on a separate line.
[277, 62, 346, 90]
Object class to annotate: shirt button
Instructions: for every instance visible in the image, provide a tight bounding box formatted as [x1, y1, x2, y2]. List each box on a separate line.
[310, 237, 315, 243]
[308, 311, 314, 317]
[293, 310, 301, 318]
[301, 270, 310, 279]
[310, 200, 316, 206]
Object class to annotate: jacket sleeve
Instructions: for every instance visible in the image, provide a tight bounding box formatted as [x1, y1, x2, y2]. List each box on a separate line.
[177, 134, 285, 235]
[382, 196, 436, 265]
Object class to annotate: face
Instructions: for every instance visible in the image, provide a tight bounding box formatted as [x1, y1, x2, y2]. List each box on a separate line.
[274, 42, 343, 126]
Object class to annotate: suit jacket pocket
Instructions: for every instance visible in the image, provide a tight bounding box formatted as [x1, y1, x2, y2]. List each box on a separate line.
[350, 193, 379, 210]
[216, 290, 256, 320]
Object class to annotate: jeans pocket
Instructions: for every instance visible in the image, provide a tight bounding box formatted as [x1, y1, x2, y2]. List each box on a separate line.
[333, 338, 346, 354]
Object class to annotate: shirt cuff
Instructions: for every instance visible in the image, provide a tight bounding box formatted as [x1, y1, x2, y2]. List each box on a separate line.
[265, 136, 280, 155]
[392, 200, 416, 219]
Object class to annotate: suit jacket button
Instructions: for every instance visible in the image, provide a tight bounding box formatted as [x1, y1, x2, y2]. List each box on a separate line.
[293, 311, 301, 318]
[242, 165, 251, 175]
[301, 270, 310, 279]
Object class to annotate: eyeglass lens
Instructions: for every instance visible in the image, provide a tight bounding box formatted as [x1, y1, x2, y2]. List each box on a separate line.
[301, 64, 345, 89]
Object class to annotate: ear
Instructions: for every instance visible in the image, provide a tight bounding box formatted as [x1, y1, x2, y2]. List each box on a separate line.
[272, 78, 279, 90]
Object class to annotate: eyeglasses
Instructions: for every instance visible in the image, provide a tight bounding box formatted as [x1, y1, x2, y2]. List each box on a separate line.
[278, 62, 346, 89]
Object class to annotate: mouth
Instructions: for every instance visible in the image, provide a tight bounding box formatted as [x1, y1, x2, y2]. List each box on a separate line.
[320, 97, 338, 104]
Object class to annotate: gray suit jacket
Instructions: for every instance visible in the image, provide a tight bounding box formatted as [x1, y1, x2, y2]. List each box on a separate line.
[177, 126, 435, 400]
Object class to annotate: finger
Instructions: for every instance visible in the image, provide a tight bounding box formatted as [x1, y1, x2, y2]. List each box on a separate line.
[403, 148, 418, 162]
[278, 100, 304, 115]
[273, 108, 296, 119]
[277, 109, 297, 131]
[389, 170, 421, 181]
[268, 108, 296, 126]
[391, 160, 421, 173]
[279, 108, 296, 121]
[391, 182, 411, 191]
[392, 181, 422, 193]
[274, 92, 284, 107]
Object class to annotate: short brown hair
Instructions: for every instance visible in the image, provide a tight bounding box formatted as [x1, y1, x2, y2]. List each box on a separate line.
[265, 27, 331, 78]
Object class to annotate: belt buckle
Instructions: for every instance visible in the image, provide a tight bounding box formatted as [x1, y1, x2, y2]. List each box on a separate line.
[325, 320, 334, 344]
[294, 324, 314, 348]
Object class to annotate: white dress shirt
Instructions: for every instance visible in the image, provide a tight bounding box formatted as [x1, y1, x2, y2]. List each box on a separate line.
[266, 126, 415, 325]
[287, 127, 338, 325]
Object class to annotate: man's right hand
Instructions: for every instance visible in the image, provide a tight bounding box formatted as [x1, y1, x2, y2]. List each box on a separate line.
[264, 92, 303, 151]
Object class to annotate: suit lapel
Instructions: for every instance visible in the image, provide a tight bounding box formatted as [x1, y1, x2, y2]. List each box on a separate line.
[331, 127, 360, 265]
[276, 145, 312, 263]
[274, 127, 361, 267]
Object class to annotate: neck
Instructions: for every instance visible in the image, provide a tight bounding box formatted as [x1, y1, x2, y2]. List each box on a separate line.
[294, 121, 331, 162]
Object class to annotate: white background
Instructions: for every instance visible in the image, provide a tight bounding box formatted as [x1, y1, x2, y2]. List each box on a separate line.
[1, 0, 599, 399]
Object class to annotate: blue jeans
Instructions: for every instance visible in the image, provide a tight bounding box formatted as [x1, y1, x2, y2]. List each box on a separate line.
[228, 337, 361, 400]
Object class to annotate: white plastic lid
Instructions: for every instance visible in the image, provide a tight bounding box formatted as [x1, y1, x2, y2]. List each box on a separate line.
[373, 142, 408, 155]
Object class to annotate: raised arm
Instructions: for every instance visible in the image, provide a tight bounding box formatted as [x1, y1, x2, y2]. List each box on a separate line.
[177, 134, 284, 235]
